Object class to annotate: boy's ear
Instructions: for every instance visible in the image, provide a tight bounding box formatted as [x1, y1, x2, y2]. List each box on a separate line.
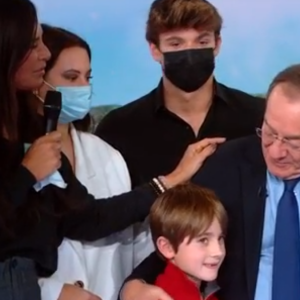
[156, 236, 176, 259]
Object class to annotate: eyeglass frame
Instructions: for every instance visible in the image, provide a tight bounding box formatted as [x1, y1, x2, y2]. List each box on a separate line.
[256, 127, 300, 151]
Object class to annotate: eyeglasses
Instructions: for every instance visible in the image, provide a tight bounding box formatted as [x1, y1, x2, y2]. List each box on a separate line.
[256, 128, 300, 151]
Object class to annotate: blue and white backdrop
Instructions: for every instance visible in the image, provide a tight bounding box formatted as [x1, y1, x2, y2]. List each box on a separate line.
[34, 0, 300, 111]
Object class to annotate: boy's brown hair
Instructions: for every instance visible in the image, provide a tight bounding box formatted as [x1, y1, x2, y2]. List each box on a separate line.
[146, 0, 223, 45]
[149, 183, 227, 252]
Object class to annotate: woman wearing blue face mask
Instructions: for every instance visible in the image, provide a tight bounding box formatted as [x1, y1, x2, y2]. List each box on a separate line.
[35, 25, 122, 300]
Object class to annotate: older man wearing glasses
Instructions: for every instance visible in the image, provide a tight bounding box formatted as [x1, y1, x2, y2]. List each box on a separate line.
[120, 64, 300, 300]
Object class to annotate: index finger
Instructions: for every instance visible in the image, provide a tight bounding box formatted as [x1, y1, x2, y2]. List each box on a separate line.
[194, 137, 226, 148]
[45, 131, 62, 142]
[33, 132, 60, 146]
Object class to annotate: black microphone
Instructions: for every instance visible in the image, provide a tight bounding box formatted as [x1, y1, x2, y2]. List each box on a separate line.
[43, 90, 62, 134]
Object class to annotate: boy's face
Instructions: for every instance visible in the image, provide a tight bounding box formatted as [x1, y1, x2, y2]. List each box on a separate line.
[149, 28, 221, 62]
[157, 217, 225, 285]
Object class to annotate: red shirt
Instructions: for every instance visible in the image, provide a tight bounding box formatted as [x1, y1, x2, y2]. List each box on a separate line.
[155, 261, 219, 300]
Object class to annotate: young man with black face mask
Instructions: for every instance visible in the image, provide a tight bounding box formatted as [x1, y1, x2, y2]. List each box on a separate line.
[96, 0, 265, 287]
[96, 0, 265, 190]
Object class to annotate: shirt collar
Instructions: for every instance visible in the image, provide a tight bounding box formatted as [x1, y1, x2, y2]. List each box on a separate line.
[153, 78, 231, 113]
[163, 260, 220, 298]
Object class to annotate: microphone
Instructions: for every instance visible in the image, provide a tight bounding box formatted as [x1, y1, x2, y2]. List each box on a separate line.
[43, 90, 62, 134]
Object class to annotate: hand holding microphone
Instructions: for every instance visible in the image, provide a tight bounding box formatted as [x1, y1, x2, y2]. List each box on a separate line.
[22, 132, 62, 181]
[22, 91, 62, 181]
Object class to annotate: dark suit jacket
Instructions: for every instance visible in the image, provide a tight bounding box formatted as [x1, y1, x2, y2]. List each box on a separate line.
[123, 135, 267, 300]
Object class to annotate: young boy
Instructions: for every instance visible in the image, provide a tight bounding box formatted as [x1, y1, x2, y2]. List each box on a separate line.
[149, 183, 227, 300]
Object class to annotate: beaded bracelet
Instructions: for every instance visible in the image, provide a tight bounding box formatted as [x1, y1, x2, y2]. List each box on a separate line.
[158, 176, 169, 190]
[149, 177, 166, 195]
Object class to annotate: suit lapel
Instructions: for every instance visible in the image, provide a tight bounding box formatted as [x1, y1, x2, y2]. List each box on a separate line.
[240, 137, 266, 300]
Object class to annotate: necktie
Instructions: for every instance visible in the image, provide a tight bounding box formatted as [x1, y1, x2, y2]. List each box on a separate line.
[272, 178, 300, 300]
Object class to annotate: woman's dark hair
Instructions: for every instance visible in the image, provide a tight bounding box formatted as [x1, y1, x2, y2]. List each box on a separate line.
[0, 0, 38, 235]
[41, 24, 93, 132]
[0, 0, 38, 140]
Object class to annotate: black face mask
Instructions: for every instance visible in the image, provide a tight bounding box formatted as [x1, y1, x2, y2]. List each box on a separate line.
[163, 48, 215, 93]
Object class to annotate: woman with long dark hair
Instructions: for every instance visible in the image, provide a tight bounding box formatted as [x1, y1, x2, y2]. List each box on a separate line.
[0, 0, 224, 299]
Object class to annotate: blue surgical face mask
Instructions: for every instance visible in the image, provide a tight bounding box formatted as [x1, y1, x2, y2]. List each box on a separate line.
[41, 81, 92, 124]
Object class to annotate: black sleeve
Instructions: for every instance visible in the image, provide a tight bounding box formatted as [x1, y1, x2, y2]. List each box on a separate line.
[94, 111, 122, 151]
[60, 171, 157, 241]
[123, 251, 166, 286]
[4, 165, 36, 206]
